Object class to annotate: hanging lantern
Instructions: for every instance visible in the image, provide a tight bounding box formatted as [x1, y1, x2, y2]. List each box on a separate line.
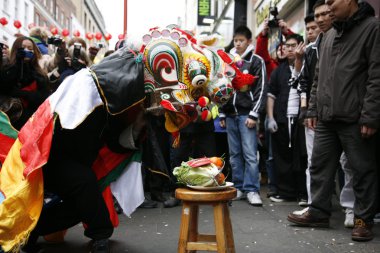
[28, 23, 36, 29]
[85, 32, 94, 40]
[73, 30, 81, 37]
[95, 32, 102, 41]
[104, 33, 112, 41]
[118, 34, 124, 40]
[50, 27, 58, 35]
[0, 17, 8, 26]
[61, 28, 70, 37]
[13, 20, 22, 29]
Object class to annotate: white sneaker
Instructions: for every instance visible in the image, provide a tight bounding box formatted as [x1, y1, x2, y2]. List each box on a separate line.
[292, 207, 309, 215]
[344, 208, 354, 228]
[232, 189, 244, 201]
[247, 192, 263, 206]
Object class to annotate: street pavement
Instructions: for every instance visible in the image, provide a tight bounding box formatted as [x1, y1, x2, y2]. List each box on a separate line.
[38, 187, 380, 253]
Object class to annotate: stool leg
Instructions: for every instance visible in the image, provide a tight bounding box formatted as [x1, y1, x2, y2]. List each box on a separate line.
[223, 203, 235, 253]
[188, 205, 199, 253]
[178, 202, 192, 253]
[213, 202, 227, 253]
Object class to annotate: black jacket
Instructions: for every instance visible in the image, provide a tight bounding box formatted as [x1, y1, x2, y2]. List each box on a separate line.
[297, 34, 322, 103]
[219, 51, 266, 120]
[267, 61, 292, 124]
[308, 2, 380, 128]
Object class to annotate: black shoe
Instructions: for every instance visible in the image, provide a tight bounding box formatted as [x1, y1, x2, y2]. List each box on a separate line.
[139, 198, 158, 209]
[90, 239, 110, 253]
[163, 197, 180, 208]
[151, 192, 167, 202]
[113, 199, 123, 214]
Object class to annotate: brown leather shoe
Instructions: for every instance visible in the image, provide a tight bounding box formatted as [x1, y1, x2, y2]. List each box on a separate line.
[351, 218, 374, 242]
[287, 209, 329, 227]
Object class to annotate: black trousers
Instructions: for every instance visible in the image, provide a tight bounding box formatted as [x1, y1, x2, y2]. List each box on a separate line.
[29, 156, 113, 241]
[310, 122, 378, 221]
[271, 120, 307, 199]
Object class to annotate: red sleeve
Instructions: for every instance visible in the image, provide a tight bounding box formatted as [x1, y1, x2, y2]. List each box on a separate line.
[255, 33, 271, 64]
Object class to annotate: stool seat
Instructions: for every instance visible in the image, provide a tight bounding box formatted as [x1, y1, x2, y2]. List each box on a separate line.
[175, 187, 237, 253]
[175, 187, 237, 202]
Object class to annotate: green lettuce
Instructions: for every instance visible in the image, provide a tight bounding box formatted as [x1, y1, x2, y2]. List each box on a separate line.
[173, 161, 220, 186]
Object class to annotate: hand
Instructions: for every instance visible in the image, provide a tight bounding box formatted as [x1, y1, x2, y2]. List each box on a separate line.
[295, 42, 305, 60]
[267, 117, 278, 133]
[278, 20, 289, 35]
[219, 119, 226, 128]
[307, 117, 317, 130]
[361, 125, 377, 138]
[262, 18, 269, 36]
[57, 57, 69, 74]
[245, 118, 256, 129]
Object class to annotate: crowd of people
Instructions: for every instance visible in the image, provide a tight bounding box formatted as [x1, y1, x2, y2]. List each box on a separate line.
[0, 0, 379, 252]
[140, 0, 380, 245]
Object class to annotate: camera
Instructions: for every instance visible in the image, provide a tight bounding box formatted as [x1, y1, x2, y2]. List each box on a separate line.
[47, 36, 63, 46]
[96, 43, 104, 49]
[268, 6, 279, 28]
[71, 43, 82, 71]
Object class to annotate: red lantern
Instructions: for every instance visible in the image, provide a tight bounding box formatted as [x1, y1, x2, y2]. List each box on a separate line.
[73, 30, 80, 37]
[85, 32, 94, 40]
[118, 34, 124, 40]
[50, 27, 58, 35]
[95, 32, 102, 41]
[104, 33, 112, 41]
[61, 28, 70, 37]
[13, 20, 22, 29]
[0, 17, 8, 26]
[28, 23, 36, 29]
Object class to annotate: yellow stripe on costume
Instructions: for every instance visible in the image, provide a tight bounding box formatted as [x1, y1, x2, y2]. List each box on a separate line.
[0, 139, 44, 252]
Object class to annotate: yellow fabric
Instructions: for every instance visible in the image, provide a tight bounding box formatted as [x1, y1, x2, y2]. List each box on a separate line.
[0, 140, 44, 252]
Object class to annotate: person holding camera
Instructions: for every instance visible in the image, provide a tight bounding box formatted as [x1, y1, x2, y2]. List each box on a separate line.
[0, 36, 50, 129]
[255, 18, 293, 79]
[50, 43, 90, 91]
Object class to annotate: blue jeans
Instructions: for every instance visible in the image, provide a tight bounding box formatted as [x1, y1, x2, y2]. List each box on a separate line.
[226, 115, 260, 193]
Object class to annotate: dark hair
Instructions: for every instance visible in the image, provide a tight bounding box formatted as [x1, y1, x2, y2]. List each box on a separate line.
[304, 13, 315, 24]
[286, 33, 304, 44]
[313, 0, 326, 11]
[104, 50, 115, 58]
[233, 26, 252, 40]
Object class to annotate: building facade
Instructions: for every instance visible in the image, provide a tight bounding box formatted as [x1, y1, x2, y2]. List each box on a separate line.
[0, 0, 34, 45]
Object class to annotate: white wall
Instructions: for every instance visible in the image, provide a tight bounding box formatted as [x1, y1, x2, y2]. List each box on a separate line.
[0, 0, 34, 46]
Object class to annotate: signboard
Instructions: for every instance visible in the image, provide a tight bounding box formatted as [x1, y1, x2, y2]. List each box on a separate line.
[198, 0, 211, 26]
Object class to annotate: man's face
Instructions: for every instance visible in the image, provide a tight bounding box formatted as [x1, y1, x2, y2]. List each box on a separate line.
[306, 21, 321, 43]
[233, 34, 251, 55]
[325, 0, 352, 21]
[314, 4, 333, 32]
[284, 38, 298, 61]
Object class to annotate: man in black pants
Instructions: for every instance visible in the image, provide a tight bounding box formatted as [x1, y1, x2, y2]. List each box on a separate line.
[288, 0, 380, 242]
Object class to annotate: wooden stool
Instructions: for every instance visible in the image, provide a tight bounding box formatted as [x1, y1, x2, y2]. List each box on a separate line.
[175, 187, 237, 253]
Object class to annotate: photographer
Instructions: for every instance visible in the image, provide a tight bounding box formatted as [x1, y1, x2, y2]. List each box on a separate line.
[0, 36, 50, 129]
[50, 43, 90, 91]
[255, 17, 293, 79]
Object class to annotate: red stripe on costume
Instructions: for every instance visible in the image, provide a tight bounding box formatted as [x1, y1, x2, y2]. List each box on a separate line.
[0, 134, 17, 165]
[102, 186, 119, 227]
[18, 99, 54, 177]
[92, 145, 128, 180]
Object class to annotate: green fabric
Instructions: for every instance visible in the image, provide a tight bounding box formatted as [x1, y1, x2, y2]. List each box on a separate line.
[98, 151, 142, 191]
[0, 111, 18, 139]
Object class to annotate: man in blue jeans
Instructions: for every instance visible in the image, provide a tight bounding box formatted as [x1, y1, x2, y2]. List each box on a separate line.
[219, 26, 266, 206]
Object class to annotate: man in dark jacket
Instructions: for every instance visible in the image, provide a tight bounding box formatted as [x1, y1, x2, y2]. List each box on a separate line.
[288, 0, 380, 242]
